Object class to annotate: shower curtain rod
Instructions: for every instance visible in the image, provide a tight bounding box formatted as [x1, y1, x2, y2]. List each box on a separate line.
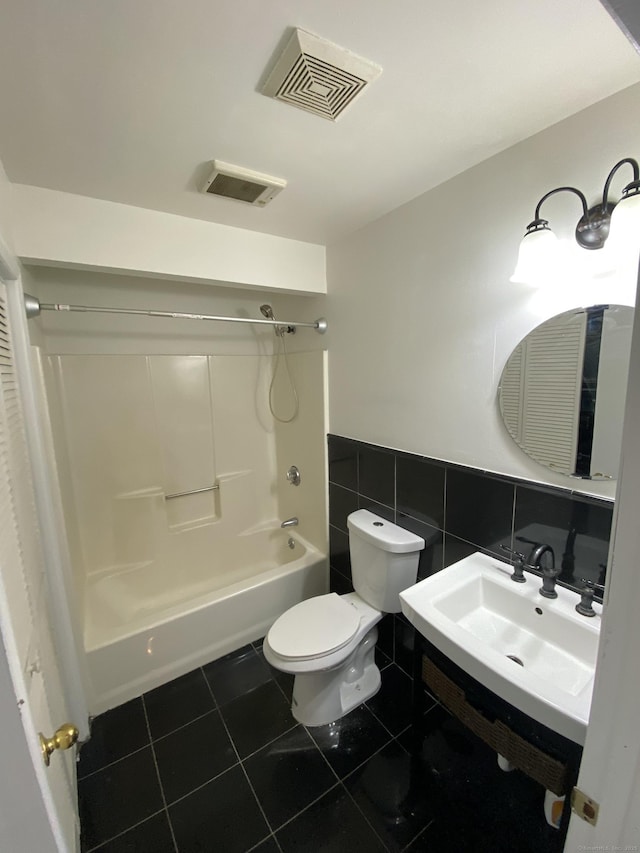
[23, 293, 328, 334]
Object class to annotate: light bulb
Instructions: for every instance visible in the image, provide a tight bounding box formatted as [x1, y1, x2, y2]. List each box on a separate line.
[608, 192, 640, 275]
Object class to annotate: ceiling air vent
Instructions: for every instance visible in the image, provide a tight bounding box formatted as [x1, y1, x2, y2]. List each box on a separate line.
[199, 160, 286, 206]
[262, 28, 382, 121]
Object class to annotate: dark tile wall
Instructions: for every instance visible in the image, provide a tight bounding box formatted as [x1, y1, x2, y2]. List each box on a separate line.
[328, 434, 614, 664]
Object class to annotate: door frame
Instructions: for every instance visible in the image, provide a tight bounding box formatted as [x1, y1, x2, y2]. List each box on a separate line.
[0, 229, 86, 851]
[6, 277, 90, 737]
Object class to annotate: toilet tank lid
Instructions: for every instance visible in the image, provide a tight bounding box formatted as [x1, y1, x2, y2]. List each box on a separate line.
[347, 509, 425, 553]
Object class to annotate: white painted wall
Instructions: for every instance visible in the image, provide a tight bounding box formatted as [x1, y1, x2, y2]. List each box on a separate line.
[11, 184, 326, 294]
[0, 161, 13, 251]
[327, 83, 640, 500]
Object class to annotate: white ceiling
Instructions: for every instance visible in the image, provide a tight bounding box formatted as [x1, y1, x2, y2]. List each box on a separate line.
[0, 0, 638, 246]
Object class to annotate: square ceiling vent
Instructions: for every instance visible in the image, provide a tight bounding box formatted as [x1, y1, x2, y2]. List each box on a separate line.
[262, 28, 382, 122]
[199, 160, 286, 206]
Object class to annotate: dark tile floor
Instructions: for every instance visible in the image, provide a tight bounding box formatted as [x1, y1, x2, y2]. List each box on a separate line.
[77, 643, 564, 852]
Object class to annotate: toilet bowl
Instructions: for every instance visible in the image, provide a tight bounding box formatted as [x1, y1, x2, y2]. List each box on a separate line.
[264, 510, 425, 726]
[263, 591, 382, 725]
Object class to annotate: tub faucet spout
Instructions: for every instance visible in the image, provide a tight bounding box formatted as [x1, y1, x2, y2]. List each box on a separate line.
[281, 517, 299, 529]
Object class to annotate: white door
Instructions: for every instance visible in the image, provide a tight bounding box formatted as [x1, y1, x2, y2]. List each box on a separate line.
[0, 276, 79, 852]
[563, 273, 640, 846]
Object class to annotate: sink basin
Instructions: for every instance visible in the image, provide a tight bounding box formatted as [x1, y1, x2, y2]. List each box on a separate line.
[399, 552, 601, 744]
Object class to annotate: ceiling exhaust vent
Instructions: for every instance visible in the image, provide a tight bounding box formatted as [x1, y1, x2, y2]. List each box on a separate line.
[199, 160, 286, 206]
[262, 28, 382, 122]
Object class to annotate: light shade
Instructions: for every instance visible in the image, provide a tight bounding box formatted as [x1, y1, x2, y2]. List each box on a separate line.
[607, 191, 640, 275]
[510, 228, 562, 285]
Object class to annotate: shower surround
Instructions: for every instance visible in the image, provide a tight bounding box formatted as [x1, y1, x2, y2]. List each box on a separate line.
[42, 350, 327, 713]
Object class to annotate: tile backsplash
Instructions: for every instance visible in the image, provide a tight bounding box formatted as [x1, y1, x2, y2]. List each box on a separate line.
[328, 433, 613, 603]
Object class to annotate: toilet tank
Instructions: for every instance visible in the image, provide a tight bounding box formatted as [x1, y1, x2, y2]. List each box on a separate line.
[347, 510, 425, 612]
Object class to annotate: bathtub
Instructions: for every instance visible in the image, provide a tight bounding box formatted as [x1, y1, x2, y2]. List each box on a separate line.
[84, 526, 327, 714]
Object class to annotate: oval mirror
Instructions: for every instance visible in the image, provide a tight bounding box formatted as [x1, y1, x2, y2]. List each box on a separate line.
[498, 304, 633, 480]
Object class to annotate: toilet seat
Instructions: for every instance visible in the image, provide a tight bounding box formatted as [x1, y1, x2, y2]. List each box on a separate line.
[267, 593, 361, 661]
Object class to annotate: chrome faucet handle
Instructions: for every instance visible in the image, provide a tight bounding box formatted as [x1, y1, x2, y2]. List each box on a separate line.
[286, 466, 301, 486]
[575, 578, 604, 617]
[499, 545, 527, 583]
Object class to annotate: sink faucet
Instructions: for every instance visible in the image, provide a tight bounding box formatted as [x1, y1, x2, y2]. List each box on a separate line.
[530, 543, 554, 569]
[576, 578, 605, 617]
[280, 517, 298, 529]
[499, 545, 527, 583]
[529, 544, 559, 599]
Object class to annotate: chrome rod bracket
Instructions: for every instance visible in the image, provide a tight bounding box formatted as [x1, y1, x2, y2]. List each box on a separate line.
[24, 293, 42, 319]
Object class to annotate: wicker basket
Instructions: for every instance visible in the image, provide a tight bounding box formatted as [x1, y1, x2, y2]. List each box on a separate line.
[422, 656, 569, 795]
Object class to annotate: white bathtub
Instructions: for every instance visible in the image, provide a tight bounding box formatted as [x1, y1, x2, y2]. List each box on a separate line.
[84, 527, 327, 714]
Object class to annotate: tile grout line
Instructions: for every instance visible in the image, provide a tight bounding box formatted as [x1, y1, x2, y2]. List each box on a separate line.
[300, 717, 397, 848]
[151, 706, 220, 744]
[161, 762, 239, 810]
[267, 780, 342, 837]
[441, 530, 513, 561]
[394, 451, 397, 524]
[83, 807, 168, 853]
[151, 687, 298, 807]
[510, 481, 517, 551]
[342, 785, 393, 853]
[307, 719, 396, 789]
[237, 719, 299, 764]
[328, 481, 360, 497]
[330, 705, 435, 852]
[201, 667, 284, 853]
[337, 736, 399, 853]
[78, 704, 226, 783]
[364, 670, 411, 741]
[443, 466, 447, 558]
[271, 674, 294, 706]
[77, 741, 151, 782]
[141, 694, 180, 853]
[392, 723, 413, 755]
[84, 702, 410, 853]
[400, 817, 437, 852]
[364, 704, 402, 742]
[251, 641, 296, 707]
[304, 725, 342, 785]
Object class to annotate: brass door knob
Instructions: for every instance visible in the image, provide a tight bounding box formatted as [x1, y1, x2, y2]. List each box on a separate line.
[39, 724, 79, 767]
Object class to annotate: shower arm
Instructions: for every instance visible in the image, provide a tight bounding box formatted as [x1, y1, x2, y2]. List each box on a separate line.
[23, 294, 328, 334]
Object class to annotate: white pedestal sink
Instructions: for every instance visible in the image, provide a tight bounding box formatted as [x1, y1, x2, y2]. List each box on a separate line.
[399, 552, 601, 744]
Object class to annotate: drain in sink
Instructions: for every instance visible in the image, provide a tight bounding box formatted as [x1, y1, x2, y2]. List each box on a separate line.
[506, 654, 524, 667]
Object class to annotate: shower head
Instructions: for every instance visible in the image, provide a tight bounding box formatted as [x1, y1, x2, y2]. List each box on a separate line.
[260, 303, 288, 336]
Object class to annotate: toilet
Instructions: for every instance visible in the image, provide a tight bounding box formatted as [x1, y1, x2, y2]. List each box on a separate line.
[263, 509, 425, 726]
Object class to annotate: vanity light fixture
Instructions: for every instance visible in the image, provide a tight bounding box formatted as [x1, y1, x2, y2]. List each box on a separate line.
[512, 157, 640, 283]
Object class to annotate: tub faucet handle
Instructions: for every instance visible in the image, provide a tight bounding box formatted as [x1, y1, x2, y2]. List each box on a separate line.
[286, 466, 301, 486]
